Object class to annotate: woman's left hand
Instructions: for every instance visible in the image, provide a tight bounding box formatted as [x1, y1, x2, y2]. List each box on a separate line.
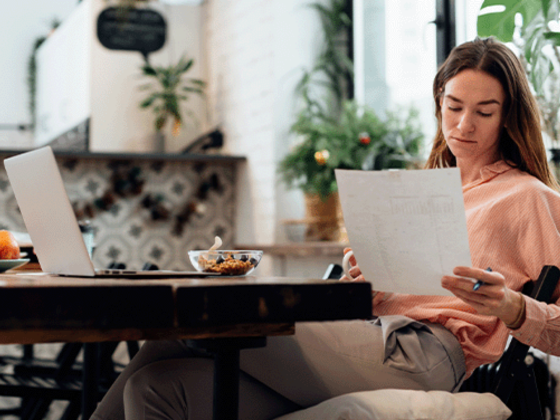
[441, 266, 523, 325]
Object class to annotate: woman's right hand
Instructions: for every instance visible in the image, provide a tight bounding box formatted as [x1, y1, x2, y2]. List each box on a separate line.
[340, 247, 366, 282]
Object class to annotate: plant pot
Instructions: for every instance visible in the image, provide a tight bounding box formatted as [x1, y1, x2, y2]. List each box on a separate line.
[304, 192, 344, 241]
[153, 131, 165, 153]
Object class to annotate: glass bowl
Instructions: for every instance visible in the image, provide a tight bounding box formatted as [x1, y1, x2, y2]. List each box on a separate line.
[188, 250, 263, 276]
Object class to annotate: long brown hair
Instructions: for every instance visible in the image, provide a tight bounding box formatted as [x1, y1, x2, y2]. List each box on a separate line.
[425, 37, 560, 191]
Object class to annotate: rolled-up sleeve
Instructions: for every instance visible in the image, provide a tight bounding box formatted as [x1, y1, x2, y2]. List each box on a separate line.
[508, 183, 560, 354]
[509, 295, 560, 355]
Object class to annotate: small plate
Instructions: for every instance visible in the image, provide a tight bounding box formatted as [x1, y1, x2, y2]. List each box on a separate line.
[0, 259, 30, 273]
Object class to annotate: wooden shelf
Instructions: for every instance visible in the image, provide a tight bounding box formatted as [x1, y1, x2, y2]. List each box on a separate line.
[0, 150, 246, 164]
[236, 242, 348, 258]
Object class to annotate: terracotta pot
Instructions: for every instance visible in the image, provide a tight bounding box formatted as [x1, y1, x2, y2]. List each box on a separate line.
[304, 192, 344, 241]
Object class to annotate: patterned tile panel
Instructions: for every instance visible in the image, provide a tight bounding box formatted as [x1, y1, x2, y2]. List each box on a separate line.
[0, 156, 238, 271]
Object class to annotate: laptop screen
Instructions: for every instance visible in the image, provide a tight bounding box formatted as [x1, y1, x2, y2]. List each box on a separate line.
[4, 147, 96, 276]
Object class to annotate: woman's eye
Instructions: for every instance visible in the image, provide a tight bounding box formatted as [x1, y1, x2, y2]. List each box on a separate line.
[478, 112, 492, 117]
[448, 106, 460, 112]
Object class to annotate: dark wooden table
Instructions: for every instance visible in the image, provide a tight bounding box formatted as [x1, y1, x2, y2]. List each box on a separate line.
[0, 272, 372, 420]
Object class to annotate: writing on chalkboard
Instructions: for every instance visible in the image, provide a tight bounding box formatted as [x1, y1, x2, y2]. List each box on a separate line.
[97, 7, 166, 58]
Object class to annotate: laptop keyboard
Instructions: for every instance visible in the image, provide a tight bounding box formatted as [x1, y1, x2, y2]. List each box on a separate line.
[99, 262, 160, 275]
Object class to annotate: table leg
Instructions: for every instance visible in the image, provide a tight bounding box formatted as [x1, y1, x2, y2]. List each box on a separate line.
[213, 346, 240, 420]
[82, 342, 99, 420]
[188, 337, 267, 420]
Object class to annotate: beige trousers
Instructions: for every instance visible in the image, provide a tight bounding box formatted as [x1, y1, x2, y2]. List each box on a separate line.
[90, 316, 466, 420]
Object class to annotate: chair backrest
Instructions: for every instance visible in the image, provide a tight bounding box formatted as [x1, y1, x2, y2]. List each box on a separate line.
[491, 265, 560, 402]
[459, 265, 560, 420]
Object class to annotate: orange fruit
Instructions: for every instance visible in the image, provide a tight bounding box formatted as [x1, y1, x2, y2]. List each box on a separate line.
[0, 231, 21, 260]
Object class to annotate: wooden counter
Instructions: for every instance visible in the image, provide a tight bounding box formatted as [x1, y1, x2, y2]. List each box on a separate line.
[237, 242, 348, 257]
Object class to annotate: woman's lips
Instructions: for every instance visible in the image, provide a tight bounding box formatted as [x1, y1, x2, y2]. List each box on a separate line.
[452, 137, 476, 143]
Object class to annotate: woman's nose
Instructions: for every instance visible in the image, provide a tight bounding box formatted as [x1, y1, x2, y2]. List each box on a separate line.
[458, 112, 475, 133]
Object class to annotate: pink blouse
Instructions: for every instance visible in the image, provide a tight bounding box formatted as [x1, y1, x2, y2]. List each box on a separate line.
[372, 160, 560, 377]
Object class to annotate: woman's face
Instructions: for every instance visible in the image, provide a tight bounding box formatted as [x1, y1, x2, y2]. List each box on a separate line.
[440, 69, 506, 166]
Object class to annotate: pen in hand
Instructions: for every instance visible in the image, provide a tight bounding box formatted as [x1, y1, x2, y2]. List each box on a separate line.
[473, 267, 492, 291]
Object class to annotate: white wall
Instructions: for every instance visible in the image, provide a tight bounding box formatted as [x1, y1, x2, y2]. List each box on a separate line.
[89, 0, 207, 152]
[34, 0, 207, 152]
[0, 0, 76, 149]
[205, 0, 325, 265]
[35, 0, 91, 147]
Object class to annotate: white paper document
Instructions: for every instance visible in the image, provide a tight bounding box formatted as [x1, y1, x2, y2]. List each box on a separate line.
[335, 168, 472, 296]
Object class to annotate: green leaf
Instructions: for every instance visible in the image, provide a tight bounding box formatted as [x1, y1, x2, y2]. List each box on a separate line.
[182, 86, 204, 94]
[188, 79, 206, 87]
[141, 65, 158, 77]
[177, 57, 194, 73]
[541, 0, 560, 20]
[166, 96, 181, 120]
[140, 93, 160, 108]
[477, 0, 541, 42]
[543, 31, 560, 45]
[155, 115, 167, 131]
[542, 0, 551, 15]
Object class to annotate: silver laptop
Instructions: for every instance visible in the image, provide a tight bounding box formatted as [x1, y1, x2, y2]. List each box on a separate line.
[4, 146, 214, 278]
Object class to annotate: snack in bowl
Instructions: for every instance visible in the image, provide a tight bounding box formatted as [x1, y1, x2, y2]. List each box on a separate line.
[0, 230, 21, 260]
[188, 250, 263, 276]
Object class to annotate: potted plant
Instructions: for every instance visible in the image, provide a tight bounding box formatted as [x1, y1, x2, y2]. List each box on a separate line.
[278, 0, 423, 241]
[139, 55, 205, 152]
[477, 0, 560, 176]
[278, 100, 424, 241]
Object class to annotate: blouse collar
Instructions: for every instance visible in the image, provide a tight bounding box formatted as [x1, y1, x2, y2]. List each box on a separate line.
[463, 160, 514, 192]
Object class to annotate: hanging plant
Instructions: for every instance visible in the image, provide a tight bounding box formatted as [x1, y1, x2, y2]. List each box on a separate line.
[295, 0, 353, 120]
[27, 18, 60, 130]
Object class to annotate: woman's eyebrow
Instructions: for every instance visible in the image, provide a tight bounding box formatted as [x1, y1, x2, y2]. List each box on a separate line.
[445, 94, 501, 106]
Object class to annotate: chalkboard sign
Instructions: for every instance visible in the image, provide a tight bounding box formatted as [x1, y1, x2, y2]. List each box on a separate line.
[97, 7, 166, 57]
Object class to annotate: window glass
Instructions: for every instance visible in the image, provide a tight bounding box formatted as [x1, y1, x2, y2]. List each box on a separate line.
[456, 0, 485, 45]
[355, 0, 491, 155]
[385, 0, 437, 144]
[355, 0, 437, 154]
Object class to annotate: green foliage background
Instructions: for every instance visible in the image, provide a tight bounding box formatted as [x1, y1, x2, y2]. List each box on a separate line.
[278, 0, 425, 200]
[478, 0, 560, 143]
[279, 101, 424, 199]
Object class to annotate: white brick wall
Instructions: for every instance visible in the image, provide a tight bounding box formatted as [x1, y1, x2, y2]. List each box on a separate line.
[205, 0, 325, 266]
[0, 0, 76, 150]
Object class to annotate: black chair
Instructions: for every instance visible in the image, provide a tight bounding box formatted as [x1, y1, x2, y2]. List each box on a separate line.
[323, 263, 560, 420]
[0, 260, 150, 419]
[0, 340, 139, 420]
[460, 265, 560, 420]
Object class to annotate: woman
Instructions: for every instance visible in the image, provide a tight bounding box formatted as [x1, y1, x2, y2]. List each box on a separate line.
[91, 37, 560, 420]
